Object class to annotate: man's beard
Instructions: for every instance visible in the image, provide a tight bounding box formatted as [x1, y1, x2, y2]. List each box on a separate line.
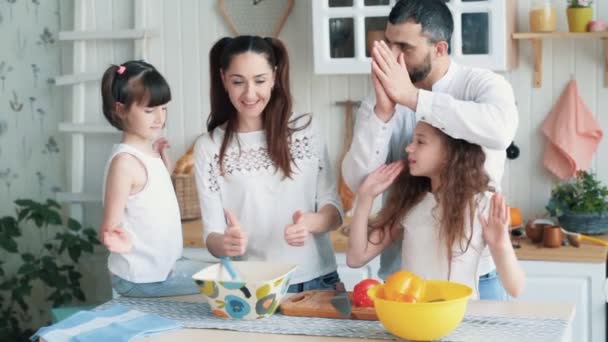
[408, 53, 432, 84]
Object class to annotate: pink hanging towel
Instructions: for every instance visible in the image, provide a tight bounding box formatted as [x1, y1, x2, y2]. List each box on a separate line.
[541, 80, 603, 180]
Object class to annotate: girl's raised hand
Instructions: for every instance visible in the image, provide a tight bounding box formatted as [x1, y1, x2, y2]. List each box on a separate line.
[102, 225, 133, 253]
[223, 209, 248, 256]
[479, 193, 511, 249]
[153, 137, 171, 166]
[358, 161, 404, 199]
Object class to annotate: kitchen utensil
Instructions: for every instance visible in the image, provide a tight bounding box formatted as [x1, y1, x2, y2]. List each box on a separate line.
[368, 280, 472, 341]
[220, 256, 241, 281]
[330, 282, 352, 317]
[280, 290, 378, 320]
[192, 261, 297, 320]
[532, 218, 608, 247]
[336, 100, 357, 212]
[560, 227, 608, 247]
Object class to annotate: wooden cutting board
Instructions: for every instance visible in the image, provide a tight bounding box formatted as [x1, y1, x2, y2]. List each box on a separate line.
[280, 290, 378, 320]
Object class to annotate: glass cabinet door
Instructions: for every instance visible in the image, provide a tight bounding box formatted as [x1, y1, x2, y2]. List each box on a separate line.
[312, 0, 516, 74]
[312, 0, 396, 74]
[461, 12, 489, 55]
[446, 0, 516, 71]
[329, 18, 355, 58]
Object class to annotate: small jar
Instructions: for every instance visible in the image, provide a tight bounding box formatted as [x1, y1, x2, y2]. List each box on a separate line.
[529, 0, 557, 32]
[543, 225, 563, 248]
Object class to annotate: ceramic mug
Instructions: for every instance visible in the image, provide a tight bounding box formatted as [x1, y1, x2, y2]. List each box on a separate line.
[525, 219, 546, 243]
[543, 225, 563, 248]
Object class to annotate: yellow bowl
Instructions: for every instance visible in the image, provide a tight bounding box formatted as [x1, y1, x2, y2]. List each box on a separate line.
[368, 280, 472, 341]
[192, 261, 297, 320]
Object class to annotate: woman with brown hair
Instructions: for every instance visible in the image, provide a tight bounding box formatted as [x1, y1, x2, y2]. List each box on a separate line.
[346, 121, 525, 299]
[194, 36, 343, 293]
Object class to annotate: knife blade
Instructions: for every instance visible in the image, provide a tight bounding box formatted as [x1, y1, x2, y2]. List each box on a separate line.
[330, 282, 352, 317]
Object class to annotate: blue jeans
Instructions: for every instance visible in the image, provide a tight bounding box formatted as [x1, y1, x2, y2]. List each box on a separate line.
[111, 258, 207, 297]
[287, 271, 340, 293]
[478, 270, 508, 300]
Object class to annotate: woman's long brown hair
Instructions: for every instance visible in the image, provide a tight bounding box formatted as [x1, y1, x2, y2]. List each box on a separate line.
[371, 125, 490, 270]
[207, 36, 308, 178]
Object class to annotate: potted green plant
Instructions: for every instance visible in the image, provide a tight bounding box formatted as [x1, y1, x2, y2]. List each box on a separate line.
[546, 170, 608, 235]
[567, 0, 594, 32]
[0, 199, 100, 340]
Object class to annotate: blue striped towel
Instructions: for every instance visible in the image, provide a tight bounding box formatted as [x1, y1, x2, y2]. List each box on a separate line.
[31, 304, 182, 342]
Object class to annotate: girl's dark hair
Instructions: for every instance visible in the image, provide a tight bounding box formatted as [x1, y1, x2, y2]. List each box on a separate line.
[101, 60, 171, 130]
[208, 35, 307, 178]
[371, 124, 490, 276]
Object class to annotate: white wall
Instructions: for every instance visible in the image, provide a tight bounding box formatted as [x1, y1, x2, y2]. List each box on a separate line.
[0, 0, 67, 213]
[3, 0, 607, 304]
[141, 0, 608, 220]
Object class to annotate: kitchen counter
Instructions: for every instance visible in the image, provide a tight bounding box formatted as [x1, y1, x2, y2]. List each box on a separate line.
[134, 295, 574, 342]
[182, 219, 608, 263]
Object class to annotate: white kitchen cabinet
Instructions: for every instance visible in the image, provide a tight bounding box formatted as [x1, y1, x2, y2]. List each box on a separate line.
[511, 260, 606, 342]
[312, 0, 517, 74]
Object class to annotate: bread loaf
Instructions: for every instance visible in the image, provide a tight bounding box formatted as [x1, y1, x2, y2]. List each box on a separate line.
[174, 144, 194, 175]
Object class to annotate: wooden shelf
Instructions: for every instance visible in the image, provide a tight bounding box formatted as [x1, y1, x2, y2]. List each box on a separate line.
[512, 31, 608, 88]
[513, 31, 608, 39]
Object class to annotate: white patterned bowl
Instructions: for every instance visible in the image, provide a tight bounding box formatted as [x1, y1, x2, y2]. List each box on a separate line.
[192, 261, 297, 320]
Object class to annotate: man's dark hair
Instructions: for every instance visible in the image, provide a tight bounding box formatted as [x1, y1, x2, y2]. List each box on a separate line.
[388, 0, 453, 46]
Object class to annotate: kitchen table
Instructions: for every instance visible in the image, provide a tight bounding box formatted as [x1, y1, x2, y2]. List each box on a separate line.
[133, 294, 575, 342]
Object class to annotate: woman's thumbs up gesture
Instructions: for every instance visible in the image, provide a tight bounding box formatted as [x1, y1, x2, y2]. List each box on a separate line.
[284, 210, 311, 247]
[223, 209, 248, 256]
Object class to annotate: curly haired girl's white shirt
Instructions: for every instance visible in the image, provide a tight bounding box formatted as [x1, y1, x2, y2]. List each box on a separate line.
[194, 115, 343, 284]
[401, 192, 491, 299]
[102, 143, 183, 283]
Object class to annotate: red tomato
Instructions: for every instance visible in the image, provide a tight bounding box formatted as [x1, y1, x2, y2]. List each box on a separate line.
[353, 278, 381, 307]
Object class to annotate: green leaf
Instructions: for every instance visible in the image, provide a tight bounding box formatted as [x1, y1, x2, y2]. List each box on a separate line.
[68, 270, 82, 283]
[67, 218, 81, 231]
[45, 209, 62, 226]
[17, 263, 36, 275]
[80, 242, 94, 253]
[0, 217, 20, 237]
[73, 288, 85, 301]
[15, 199, 37, 208]
[549, 170, 608, 214]
[32, 213, 44, 228]
[17, 208, 30, 222]
[46, 199, 61, 209]
[20, 253, 35, 263]
[0, 238, 18, 253]
[68, 246, 81, 263]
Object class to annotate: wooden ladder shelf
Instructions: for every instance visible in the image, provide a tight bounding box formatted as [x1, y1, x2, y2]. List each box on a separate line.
[512, 32, 608, 88]
[54, 0, 150, 219]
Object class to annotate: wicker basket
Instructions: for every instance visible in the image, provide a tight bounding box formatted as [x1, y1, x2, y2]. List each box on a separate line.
[558, 211, 608, 235]
[172, 173, 201, 221]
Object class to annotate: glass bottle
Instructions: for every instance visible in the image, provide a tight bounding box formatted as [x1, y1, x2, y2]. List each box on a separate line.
[529, 0, 557, 32]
